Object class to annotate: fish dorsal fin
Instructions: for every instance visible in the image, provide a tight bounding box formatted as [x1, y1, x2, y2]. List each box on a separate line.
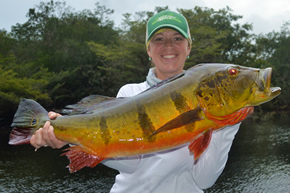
[141, 72, 185, 94]
[150, 107, 203, 138]
[62, 95, 118, 115]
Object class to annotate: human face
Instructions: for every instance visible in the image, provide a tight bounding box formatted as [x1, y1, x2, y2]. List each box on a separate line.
[147, 30, 191, 80]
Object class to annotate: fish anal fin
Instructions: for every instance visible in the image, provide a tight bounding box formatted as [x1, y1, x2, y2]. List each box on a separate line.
[188, 129, 213, 160]
[61, 146, 105, 173]
[9, 127, 34, 145]
[150, 107, 202, 138]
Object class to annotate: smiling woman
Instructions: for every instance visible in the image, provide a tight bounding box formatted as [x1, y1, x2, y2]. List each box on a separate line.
[147, 29, 191, 80]
[145, 10, 192, 80]
[22, 10, 239, 193]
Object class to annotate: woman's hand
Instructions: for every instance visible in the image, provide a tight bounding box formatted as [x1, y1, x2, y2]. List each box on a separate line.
[30, 111, 68, 150]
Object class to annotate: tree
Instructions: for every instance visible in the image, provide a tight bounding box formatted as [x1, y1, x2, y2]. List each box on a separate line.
[262, 23, 290, 112]
[179, 7, 254, 68]
[1, 3, 288, 128]
[0, 55, 50, 125]
[10, 1, 120, 107]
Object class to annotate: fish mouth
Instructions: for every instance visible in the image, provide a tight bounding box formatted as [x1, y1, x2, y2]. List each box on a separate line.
[254, 67, 281, 104]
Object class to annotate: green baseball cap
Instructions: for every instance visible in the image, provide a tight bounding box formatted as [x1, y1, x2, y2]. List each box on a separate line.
[146, 10, 192, 44]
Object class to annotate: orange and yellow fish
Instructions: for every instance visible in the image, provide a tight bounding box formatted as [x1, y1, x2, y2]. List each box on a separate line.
[9, 63, 281, 172]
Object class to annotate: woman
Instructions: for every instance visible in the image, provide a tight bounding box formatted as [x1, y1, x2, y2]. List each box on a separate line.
[31, 10, 241, 193]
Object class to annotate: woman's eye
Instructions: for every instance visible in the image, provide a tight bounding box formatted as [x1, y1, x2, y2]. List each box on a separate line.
[174, 37, 183, 41]
[155, 38, 163, 41]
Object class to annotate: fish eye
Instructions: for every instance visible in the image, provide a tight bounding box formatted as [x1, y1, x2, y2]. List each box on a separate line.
[229, 68, 238, 75]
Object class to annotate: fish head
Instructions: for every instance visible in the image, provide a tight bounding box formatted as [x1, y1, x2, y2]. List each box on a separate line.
[194, 64, 281, 117]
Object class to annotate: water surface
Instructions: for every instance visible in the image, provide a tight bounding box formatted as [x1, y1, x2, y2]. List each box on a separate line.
[0, 116, 289, 192]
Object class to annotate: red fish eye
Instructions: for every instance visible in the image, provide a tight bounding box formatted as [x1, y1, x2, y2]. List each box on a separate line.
[229, 68, 237, 75]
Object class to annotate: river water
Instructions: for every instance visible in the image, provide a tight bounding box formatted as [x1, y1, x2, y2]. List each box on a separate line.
[0, 116, 289, 193]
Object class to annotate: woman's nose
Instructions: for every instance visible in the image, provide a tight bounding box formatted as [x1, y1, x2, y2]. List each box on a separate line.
[164, 40, 174, 49]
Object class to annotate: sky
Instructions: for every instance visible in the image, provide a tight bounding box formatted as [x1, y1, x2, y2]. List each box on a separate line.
[0, 0, 289, 35]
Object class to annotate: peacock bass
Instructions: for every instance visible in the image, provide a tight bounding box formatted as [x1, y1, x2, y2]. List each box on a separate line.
[9, 63, 281, 172]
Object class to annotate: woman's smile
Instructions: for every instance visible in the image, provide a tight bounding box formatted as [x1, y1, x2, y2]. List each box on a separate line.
[162, 54, 177, 59]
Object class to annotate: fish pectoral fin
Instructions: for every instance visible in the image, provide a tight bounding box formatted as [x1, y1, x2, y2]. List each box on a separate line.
[150, 107, 203, 138]
[61, 146, 105, 173]
[188, 129, 213, 160]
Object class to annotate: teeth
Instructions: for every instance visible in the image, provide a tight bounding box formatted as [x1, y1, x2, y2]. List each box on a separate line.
[163, 55, 176, 59]
[265, 68, 272, 88]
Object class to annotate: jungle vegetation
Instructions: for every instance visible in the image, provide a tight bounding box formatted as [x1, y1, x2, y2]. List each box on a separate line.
[0, 1, 289, 126]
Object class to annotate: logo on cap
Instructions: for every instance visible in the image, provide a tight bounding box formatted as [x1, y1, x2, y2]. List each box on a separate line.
[152, 14, 182, 25]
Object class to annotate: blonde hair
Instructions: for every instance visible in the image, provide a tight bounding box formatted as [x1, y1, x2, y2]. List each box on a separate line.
[146, 28, 192, 50]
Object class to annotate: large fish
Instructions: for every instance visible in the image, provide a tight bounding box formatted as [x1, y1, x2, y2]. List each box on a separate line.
[9, 63, 281, 172]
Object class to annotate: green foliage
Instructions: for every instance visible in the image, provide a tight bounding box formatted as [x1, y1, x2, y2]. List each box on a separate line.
[0, 1, 289, 126]
[180, 7, 255, 67]
[0, 54, 50, 125]
[255, 23, 290, 112]
[9, 1, 120, 107]
[87, 39, 149, 89]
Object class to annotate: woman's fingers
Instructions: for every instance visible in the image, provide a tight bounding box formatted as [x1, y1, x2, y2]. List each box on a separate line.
[48, 112, 61, 119]
[31, 127, 44, 149]
[30, 120, 67, 150]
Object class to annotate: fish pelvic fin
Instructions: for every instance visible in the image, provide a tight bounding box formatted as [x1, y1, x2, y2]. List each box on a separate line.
[62, 146, 105, 173]
[188, 129, 213, 160]
[149, 107, 203, 138]
[9, 99, 49, 145]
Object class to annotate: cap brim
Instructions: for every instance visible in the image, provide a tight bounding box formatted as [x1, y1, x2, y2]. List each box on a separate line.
[147, 24, 189, 41]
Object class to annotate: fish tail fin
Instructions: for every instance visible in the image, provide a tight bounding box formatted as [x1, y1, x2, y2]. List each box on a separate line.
[9, 99, 49, 145]
[62, 146, 106, 173]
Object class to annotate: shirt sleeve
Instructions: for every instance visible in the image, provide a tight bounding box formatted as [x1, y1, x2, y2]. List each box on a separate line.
[192, 123, 241, 189]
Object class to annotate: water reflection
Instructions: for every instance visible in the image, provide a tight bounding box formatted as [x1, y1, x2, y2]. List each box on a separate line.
[0, 141, 118, 192]
[0, 116, 289, 192]
[205, 116, 290, 192]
